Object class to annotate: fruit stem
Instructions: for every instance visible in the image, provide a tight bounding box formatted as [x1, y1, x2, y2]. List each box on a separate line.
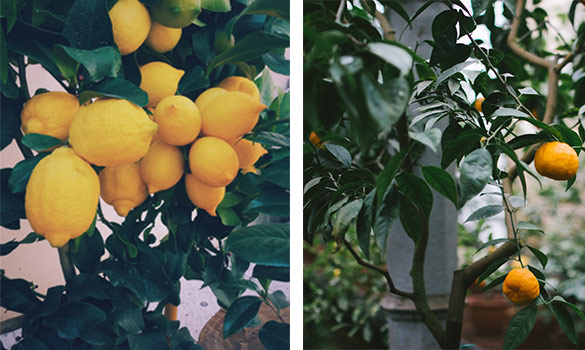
[57, 243, 76, 284]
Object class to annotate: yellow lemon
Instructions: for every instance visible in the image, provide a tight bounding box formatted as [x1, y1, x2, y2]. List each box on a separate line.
[25, 147, 99, 247]
[139, 61, 185, 107]
[20, 91, 80, 141]
[194, 87, 227, 110]
[154, 95, 201, 146]
[217, 76, 260, 101]
[99, 162, 148, 217]
[109, 0, 151, 55]
[145, 21, 182, 53]
[201, 91, 266, 142]
[140, 140, 185, 193]
[534, 142, 579, 180]
[185, 173, 225, 216]
[69, 99, 158, 167]
[189, 137, 239, 187]
[232, 138, 268, 174]
[150, 0, 201, 28]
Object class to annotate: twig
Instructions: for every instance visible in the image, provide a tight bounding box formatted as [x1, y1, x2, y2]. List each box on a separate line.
[343, 240, 413, 299]
[335, 0, 346, 23]
[97, 202, 116, 232]
[507, 0, 551, 69]
[359, 0, 395, 41]
[17, 57, 30, 100]
[58, 243, 76, 284]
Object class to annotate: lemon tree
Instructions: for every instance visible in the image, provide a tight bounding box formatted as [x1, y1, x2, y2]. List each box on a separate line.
[304, 0, 584, 349]
[0, 0, 290, 348]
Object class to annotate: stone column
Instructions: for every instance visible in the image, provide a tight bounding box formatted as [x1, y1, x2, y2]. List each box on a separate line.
[384, 1, 458, 348]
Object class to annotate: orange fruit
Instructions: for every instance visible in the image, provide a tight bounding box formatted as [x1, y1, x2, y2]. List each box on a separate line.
[503, 268, 540, 304]
[534, 142, 579, 180]
[474, 98, 485, 113]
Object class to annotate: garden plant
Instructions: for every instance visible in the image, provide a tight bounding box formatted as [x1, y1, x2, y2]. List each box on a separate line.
[0, 0, 290, 348]
[304, 0, 585, 348]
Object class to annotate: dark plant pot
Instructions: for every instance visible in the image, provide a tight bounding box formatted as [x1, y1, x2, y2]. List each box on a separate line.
[466, 293, 514, 335]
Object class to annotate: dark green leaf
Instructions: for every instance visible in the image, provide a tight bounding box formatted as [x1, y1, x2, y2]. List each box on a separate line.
[548, 301, 578, 345]
[223, 296, 262, 338]
[477, 257, 509, 283]
[43, 301, 107, 339]
[422, 166, 457, 207]
[267, 290, 289, 310]
[112, 299, 145, 334]
[503, 305, 538, 350]
[61, 0, 114, 50]
[53, 45, 121, 82]
[71, 227, 104, 273]
[465, 205, 504, 222]
[252, 265, 289, 282]
[361, 75, 410, 131]
[79, 78, 148, 107]
[0, 276, 41, 313]
[240, 0, 289, 19]
[376, 150, 407, 204]
[225, 224, 289, 266]
[526, 245, 548, 268]
[550, 296, 585, 322]
[201, 0, 230, 12]
[459, 148, 492, 206]
[128, 330, 169, 350]
[441, 129, 483, 168]
[481, 274, 507, 292]
[396, 173, 433, 217]
[21, 134, 62, 151]
[178, 66, 210, 94]
[373, 185, 400, 253]
[9, 152, 50, 193]
[331, 199, 363, 245]
[324, 143, 351, 168]
[254, 131, 289, 147]
[0, 232, 43, 256]
[356, 189, 375, 260]
[259, 321, 289, 350]
[0, 96, 22, 150]
[399, 195, 422, 243]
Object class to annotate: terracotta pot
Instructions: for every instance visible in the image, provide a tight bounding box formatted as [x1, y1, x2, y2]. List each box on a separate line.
[466, 293, 514, 335]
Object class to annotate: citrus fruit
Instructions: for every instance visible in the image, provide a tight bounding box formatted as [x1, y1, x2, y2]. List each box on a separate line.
[69, 99, 158, 167]
[194, 87, 227, 110]
[503, 268, 540, 304]
[109, 0, 151, 55]
[309, 131, 323, 148]
[150, 0, 201, 28]
[189, 136, 239, 187]
[20, 91, 80, 141]
[201, 91, 266, 142]
[164, 304, 178, 321]
[185, 173, 225, 216]
[25, 147, 99, 247]
[474, 97, 485, 113]
[139, 61, 185, 107]
[154, 95, 201, 146]
[145, 21, 182, 53]
[534, 141, 579, 180]
[140, 140, 185, 193]
[213, 32, 235, 54]
[217, 76, 260, 101]
[232, 138, 268, 174]
[99, 162, 148, 217]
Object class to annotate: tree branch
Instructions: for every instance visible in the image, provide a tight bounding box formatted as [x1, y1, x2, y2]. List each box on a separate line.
[343, 240, 413, 299]
[57, 243, 76, 284]
[359, 0, 395, 41]
[507, 0, 552, 69]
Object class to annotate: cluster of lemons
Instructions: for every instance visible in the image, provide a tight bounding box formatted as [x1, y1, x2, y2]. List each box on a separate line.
[22, 74, 267, 248]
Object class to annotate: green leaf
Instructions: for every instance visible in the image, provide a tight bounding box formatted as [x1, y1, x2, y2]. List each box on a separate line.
[481, 274, 507, 292]
[361, 75, 410, 131]
[399, 195, 422, 243]
[396, 173, 433, 218]
[0, 232, 43, 256]
[475, 238, 510, 253]
[367, 42, 412, 77]
[331, 199, 363, 245]
[71, 227, 104, 273]
[422, 166, 457, 206]
[441, 129, 484, 168]
[324, 143, 351, 168]
[0, 276, 41, 313]
[128, 330, 169, 350]
[491, 108, 530, 118]
[516, 221, 544, 233]
[9, 152, 50, 193]
[376, 150, 407, 204]
[53, 45, 121, 82]
[240, 0, 289, 19]
[477, 257, 509, 283]
[409, 128, 442, 152]
[61, 0, 114, 50]
[435, 60, 477, 86]
[252, 265, 289, 282]
[465, 205, 504, 222]
[112, 299, 145, 334]
[0, 96, 21, 150]
[223, 296, 262, 338]
[356, 189, 375, 260]
[201, 0, 230, 12]
[548, 301, 578, 345]
[503, 305, 538, 350]
[526, 245, 548, 268]
[259, 321, 289, 350]
[44, 301, 107, 339]
[178, 66, 210, 94]
[550, 296, 585, 322]
[267, 290, 289, 310]
[209, 31, 289, 73]
[21, 134, 62, 151]
[217, 207, 242, 226]
[79, 78, 148, 107]
[225, 224, 289, 266]
[459, 148, 492, 207]
[373, 185, 400, 253]
[0, 0, 17, 32]
[254, 131, 289, 147]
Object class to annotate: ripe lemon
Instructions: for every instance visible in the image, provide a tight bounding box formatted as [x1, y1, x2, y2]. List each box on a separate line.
[150, 0, 201, 28]
[534, 141, 579, 180]
[185, 173, 225, 216]
[474, 97, 485, 113]
[140, 140, 185, 193]
[109, 0, 151, 55]
[69, 99, 158, 167]
[217, 76, 260, 101]
[139, 61, 185, 107]
[194, 87, 227, 110]
[99, 162, 148, 217]
[145, 21, 182, 53]
[503, 268, 540, 304]
[25, 147, 99, 247]
[232, 138, 268, 174]
[154, 95, 201, 146]
[20, 91, 79, 141]
[201, 91, 266, 142]
[189, 137, 239, 187]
